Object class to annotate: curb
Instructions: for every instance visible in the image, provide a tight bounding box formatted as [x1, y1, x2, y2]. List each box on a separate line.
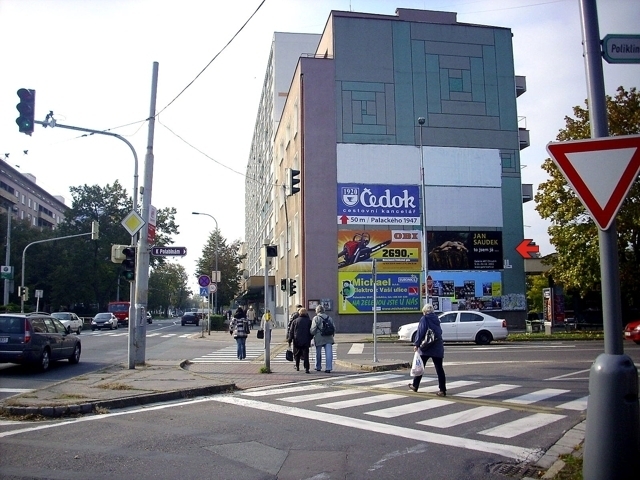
[335, 360, 410, 372]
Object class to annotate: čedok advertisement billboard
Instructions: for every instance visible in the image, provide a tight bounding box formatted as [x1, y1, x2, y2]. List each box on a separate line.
[337, 184, 420, 225]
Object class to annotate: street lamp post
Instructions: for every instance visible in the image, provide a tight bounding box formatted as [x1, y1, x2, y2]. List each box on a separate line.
[418, 117, 429, 305]
[192, 212, 219, 331]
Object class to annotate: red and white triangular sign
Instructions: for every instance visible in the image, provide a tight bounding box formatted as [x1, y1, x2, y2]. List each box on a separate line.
[546, 135, 640, 230]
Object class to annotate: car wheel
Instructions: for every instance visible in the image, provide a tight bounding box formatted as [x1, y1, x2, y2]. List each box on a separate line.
[114, 322, 118, 330]
[39, 348, 51, 372]
[475, 330, 493, 345]
[76, 326, 82, 335]
[411, 331, 417, 343]
[69, 344, 81, 364]
[91, 327, 96, 331]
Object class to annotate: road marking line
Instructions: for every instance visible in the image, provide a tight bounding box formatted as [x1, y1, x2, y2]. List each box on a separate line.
[241, 384, 325, 397]
[479, 413, 566, 439]
[348, 343, 364, 354]
[0, 388, 34, 393]
[557, 396, 589, 411]
[418, 406, 508, 428]
[212, 395, 542, 462]
[456, 384, 519, 398]
[419, 380, 478, 393]
[318, 393, 405, 410]
[366, 398, 451, 418]
[335, 373, 403, 384]
[368, 379, 425, 389]
[280, 388, 362, 403]
[504, 388, 570, 405]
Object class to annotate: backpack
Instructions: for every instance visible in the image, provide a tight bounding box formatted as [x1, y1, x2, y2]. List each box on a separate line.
[319, 315, 335, 336]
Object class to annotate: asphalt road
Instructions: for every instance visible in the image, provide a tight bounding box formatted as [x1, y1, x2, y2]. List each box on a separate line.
[3, 337, 638, 478]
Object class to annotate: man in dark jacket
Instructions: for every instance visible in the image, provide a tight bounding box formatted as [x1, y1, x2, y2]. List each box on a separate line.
[410, 303, 446, 395]
[286, 304, 303, 345]
[287, 307, 313, 373]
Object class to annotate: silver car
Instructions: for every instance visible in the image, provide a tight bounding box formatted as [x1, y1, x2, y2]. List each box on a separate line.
[91, 312, 118, 331]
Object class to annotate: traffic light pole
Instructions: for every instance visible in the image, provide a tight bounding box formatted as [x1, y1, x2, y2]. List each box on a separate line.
[35, 115, 140, 369]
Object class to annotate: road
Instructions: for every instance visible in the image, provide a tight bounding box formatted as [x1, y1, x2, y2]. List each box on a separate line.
[3, 335, 637, 478]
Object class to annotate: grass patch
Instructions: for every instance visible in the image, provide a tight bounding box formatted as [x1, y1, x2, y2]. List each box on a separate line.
[506, 331, 604, 342]
[555, 452, 583, 480]
[95, 383, 135, 391]
[55, 393, 88, 400]
[259, 366, 271, 374]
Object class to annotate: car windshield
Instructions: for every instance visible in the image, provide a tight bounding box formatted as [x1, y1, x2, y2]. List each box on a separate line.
[95, 313, 111, 320]
[51, 313, 71, 320]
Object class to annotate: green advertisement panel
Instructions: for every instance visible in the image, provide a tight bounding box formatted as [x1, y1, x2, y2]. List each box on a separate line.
[338, 272, 421, 314]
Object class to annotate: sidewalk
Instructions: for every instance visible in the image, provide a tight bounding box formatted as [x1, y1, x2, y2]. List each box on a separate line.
[0, 330, 582, 478]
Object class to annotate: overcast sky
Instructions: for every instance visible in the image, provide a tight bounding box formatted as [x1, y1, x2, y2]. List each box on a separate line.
[1, 0, 638, 293]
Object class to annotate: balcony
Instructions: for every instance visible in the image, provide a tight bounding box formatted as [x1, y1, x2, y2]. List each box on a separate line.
[522, 184, 533, 203]
[519, 128, 530, 150]
[515, 76, 527, 97]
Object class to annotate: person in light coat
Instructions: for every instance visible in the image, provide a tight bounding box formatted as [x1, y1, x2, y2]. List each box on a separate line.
[310, 304, 335, 373]
[410, 303, 446, 395]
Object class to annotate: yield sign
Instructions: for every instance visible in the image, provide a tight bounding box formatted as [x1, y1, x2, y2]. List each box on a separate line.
[546, 135, 640, 230]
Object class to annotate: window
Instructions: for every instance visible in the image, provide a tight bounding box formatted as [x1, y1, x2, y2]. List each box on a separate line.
[43, 318, 57, 333]
[439, 313, 457, 323]
[460, 312, 482, 323]
[21, 194, 25, 205]
[30, 318, 46, 333]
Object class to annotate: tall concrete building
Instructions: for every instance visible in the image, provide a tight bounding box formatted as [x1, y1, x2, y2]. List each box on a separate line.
[244, 8, 531, 331]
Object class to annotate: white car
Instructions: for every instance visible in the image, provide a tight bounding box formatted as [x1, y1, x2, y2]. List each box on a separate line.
[51, 312, 83, 334]
[397, 311, 508, 345]
[91, 312, 119, 331]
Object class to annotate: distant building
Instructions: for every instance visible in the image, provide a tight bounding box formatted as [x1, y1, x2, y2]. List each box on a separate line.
[0, 161, 68, 228]
[243, 8, 531, 331]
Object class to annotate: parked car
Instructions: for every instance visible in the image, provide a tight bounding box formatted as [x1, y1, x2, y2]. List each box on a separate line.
[623, 319, 640, 344]
[0, 313, 82, 371]
[91, 312, 118, 331]
[397, 311, 508, 345]
[51, 312, 83, 334]
[181, 312, 200, 326]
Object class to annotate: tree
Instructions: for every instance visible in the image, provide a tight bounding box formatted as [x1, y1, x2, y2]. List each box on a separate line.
[148, 262, 191, 316]
[194, 229, 244, 313]
[535, 86, 640, 316]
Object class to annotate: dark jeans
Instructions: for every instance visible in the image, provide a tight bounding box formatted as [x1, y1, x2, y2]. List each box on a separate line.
[412, 355, 446, 392]
[293, 345, 310, 371]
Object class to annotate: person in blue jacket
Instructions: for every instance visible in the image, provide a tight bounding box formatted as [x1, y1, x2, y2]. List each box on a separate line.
[410, 303, 447, 396]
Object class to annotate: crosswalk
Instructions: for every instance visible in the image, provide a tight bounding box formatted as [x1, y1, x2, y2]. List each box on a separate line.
[212, 372, 588, 461]
[191, 345, 339, 364]
[83, 331, 191, 338]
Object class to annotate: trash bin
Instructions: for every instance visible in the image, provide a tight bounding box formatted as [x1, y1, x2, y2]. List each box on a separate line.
[544, 321, 552, 335]
[525, 320, 544, 333]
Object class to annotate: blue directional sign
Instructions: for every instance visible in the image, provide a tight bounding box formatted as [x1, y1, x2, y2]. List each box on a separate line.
[199, 287, 208, 297]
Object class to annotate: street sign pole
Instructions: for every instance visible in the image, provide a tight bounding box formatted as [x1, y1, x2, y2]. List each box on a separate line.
[578, 2, 639, 478]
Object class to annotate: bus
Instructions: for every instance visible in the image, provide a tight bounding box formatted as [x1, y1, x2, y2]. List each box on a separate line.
[108, 301, 130, 327]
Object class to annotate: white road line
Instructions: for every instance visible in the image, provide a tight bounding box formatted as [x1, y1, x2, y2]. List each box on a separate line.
[348, 343, 364, 354]
[241, 384, 325, 397]
[557, 396, 589, 411]
[547, 369, 591, 381]
[418, 406, 508, 428]
[318, 393, 405, 410]
[455, 384, 519, 399]
[280, 388, 363, 403]
[366, 398, 451, 418]
[335, 374, 403, 384]
[368, 379, 428, 389]
[504, 388, 570, 405]
[419, 380, 478, 393]
[212, 395, 542, 462]
[479, 413, 566, 439]
[0, 388, 34, 393]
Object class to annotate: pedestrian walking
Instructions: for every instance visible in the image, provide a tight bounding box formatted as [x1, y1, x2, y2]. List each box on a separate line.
[260, 309, 273, 343]
[288, 307, 313, 373]
[286, 304, 303, 345]
[409, 303, 446, 396]
[310, 304, 335, 373]
[229, 307, 250, 360]
[246, 305, 257, 326]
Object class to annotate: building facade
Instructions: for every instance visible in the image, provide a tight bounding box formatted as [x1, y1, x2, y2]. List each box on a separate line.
[247, 8, 531, 331]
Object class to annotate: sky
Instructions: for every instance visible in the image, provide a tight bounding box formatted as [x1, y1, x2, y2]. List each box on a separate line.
[1, 0, 638, 294]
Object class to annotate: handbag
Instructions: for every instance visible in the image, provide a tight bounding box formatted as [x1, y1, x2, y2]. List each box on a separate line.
[410, 351, 424, 376]
[285, 349, 293, 362]
[257, 329, 264, 339]
[420, 328, 436, 350]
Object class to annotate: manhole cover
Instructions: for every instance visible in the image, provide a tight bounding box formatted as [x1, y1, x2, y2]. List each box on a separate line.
[489, 462, 544, 478]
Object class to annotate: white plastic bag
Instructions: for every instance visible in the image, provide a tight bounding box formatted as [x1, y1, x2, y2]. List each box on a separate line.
[410, 351, 424, 377]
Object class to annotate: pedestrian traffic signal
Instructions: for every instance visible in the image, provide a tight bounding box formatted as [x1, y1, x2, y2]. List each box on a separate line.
[121, 247, 136, 281]
[280, 278, 287, 291]
[18, 286, 29, 300]
[287, 168, 300, 196]
[16, 88, 36, 136]
[289, 279, 297, 297]
[266, 245, 278, 257]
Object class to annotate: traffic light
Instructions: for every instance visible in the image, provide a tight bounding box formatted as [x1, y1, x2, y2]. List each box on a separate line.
[16, 88, 36, 136]
[91, 221, 99, 240]
[18, 286, 29, 300]
[287, 168, 300, 196]
[289, 279, 297, 297]
[121, 247, 136, 281]
[280, 278, 287, 291]
[266, 245, 278, 257]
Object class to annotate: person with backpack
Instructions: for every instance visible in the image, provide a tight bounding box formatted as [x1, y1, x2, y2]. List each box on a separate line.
[288, 307, 313, 373]
[229, 307, 250, 360]
[310, 304, 335, 373]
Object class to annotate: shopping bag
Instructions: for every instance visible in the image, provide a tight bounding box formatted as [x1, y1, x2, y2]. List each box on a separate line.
[257, 329, 264, 339]
[410, 351, 424, 377]
[285, 349, 294, 362]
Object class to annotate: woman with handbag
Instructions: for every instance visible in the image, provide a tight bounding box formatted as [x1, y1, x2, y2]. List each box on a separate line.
[287, 307, 313, 373]
[229, 307, 250, 360]
[410, 303, 446, 396]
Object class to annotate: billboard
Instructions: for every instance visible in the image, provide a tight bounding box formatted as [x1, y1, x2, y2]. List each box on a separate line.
[338, 230, 421, 272]
[338, 272, 421, 314]
[427, 231, 503, 271]
[427, 271, 503, 311]
[337, 184, 420, 226]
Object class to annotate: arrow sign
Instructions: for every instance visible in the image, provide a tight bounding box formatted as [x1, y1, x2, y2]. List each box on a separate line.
[546, 135, 640, 230]
[516, 239, 539, 259]
[151, 246, 187, 256]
